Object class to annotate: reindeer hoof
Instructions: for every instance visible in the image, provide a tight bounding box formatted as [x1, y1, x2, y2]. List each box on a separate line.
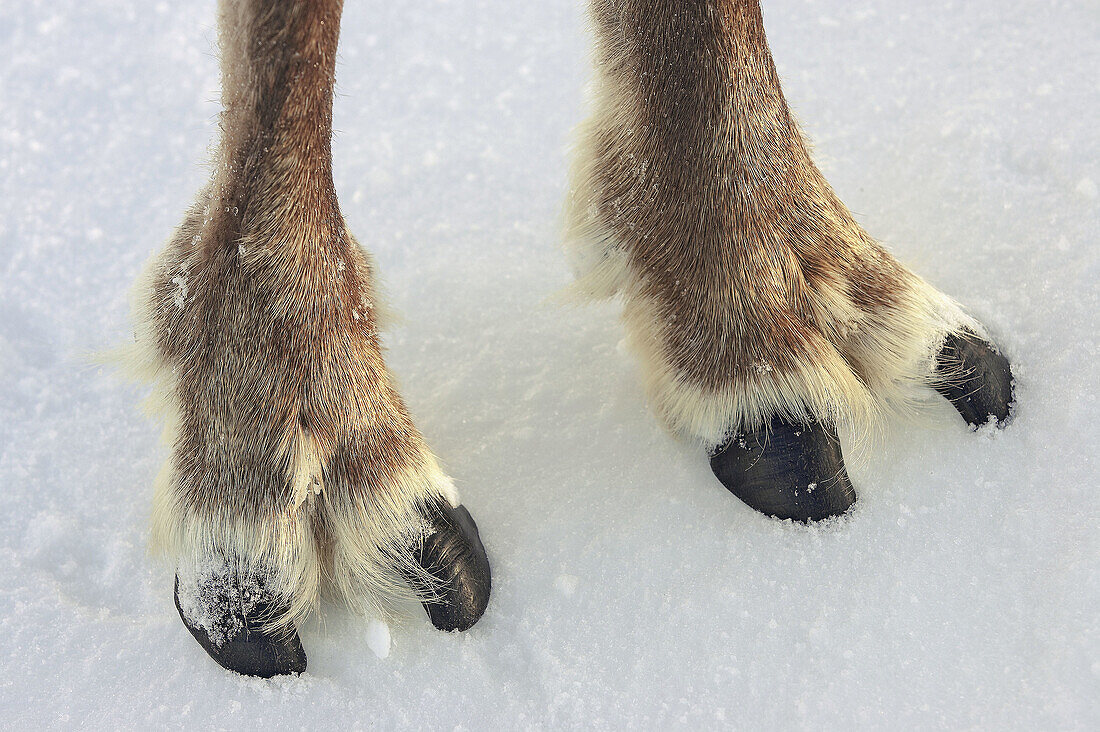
[934, 331, 1014, 428]
[710, 417, 856, 522]
[414, 503, 491, 632]
[174, 573, 306, 678]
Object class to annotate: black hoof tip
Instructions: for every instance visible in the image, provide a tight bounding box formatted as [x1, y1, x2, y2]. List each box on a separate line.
[710, 416, 856, 522]
[174, 575, 306, 678]
[934, 331, 1014, 428]
[415, 503, 491, 632]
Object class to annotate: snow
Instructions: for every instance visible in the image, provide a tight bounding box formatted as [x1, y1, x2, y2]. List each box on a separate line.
[175, 559, 258, 650]
[1, 0, 1097, 728]
[365, 619, 392, 660]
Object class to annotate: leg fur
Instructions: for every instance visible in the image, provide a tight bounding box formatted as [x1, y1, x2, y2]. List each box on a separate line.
[566, 0, 989, 449]
[126, 0, 480, 646]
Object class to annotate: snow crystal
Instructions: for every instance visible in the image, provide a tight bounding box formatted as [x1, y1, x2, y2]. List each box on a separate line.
[554, 574, 579, 597]
[171, 275, 188, 309]
[174, 564, 244, 649]
[365, 619, 391, 659]
[174, 559, 271, 649]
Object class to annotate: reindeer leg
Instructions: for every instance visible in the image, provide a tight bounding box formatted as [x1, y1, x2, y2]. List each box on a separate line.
[567, 0, 1014, 521]
[131, 0, 488, 675]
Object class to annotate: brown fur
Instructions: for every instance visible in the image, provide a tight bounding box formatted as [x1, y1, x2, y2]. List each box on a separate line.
[129, 0, 456, 628]
[566, 0, 977, 445]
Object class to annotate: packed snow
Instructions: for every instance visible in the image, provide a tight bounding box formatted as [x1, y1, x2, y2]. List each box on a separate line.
[1, 0, 1097, 728]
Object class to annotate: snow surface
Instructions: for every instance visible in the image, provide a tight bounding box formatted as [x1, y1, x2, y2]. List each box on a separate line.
[1, 0, 1098, 728]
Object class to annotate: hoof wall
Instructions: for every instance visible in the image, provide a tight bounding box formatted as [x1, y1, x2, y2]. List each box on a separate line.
[934, 331, 1014, 428]
[710, 417, 856, 522]
[414, 503, 491, 632]
[174, 573, 306, 678]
